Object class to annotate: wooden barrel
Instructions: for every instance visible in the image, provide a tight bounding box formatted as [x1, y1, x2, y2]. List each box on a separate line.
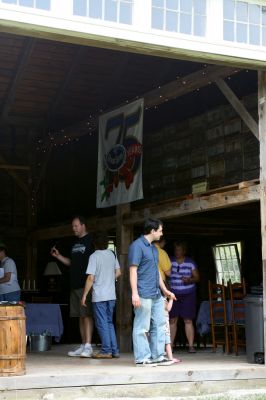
[0, 304, 26, 376]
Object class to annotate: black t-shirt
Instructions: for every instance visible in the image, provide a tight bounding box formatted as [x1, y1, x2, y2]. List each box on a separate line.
[70, 234, 93, 289]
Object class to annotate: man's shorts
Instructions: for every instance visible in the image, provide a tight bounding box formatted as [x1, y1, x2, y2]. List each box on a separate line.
[70, 288, 93, 317]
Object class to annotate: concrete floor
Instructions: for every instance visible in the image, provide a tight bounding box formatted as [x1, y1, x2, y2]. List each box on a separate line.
[1, 345, 266, 399]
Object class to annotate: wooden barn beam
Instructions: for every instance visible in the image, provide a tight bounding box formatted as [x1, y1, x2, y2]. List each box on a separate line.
[0, 116, 45, 127]
[123, 184, 260, 226]
[0, 154, 29, 196]
[115, 204, 133, 352]
[1, 38, 36, 119]
[258, 70, 266, 364]
[0, 163, 30, 170]
[144, 65, 238, 108]
[41, 65, 239, 147]
[215, 78, 259, 140]
[33, 215, 116, 241]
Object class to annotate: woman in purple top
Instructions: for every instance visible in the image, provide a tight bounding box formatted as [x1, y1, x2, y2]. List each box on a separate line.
[169, 242, 200, 353]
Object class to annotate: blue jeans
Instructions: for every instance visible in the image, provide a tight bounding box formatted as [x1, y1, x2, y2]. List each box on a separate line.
[93, 300, 119, 355]
[0, 291, 20, 302]
[133, 296, 165, 363]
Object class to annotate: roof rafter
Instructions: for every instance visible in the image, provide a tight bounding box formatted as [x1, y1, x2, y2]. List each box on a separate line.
[215, 78, 259, 140]
[1, 38, 36, 119]
[46, 64, 240, 146]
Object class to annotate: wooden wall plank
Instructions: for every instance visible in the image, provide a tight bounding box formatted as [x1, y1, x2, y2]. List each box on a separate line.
[123, 185, 260, 226]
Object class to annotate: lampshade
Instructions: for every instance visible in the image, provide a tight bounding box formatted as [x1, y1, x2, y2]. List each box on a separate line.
[43, 261, 62, 276]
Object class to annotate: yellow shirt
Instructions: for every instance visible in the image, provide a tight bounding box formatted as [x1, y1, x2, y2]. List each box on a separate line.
[155, 243, 171, 281]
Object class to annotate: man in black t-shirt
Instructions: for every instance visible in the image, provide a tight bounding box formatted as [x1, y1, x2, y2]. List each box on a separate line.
[51, 216, 94, 357]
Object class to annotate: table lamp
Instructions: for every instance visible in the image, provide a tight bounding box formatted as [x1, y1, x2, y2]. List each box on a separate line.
[43, 262, 62, 291]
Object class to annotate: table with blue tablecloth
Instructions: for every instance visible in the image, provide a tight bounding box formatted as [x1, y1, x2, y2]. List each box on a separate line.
[25, 303, 64, 342]
[196, 300, 245, 337]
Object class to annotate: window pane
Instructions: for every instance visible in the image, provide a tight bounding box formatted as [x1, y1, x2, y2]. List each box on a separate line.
[180, 12, 191, 34]
[249, 24, 260, 45]
[236, 22, 247, 42]
[262, 6, 266, 26]
[152, 7, 164, 29]
[166, 0, 178, 11]
[2, 0, 16, 3]
[194, 0, 206, 15]
[262, 27, 266, 46]
[105, 0, 117, 21]
[19, 0, 33, 7]
[36, 0, 50, 10]
[119, 2, 132, 24]
[180, 0, 192, 13]
[73, 0, 87, 16]
[153, 0, 164, 7]
[194, 15, 206, 36]
[236, 1, 248, 22]
[249, 4, 260, 25]
[90, 0, 102, 18]
[166, 10, 178, 31]
[224, 20, 234, 41]
[224, 0, 234, 20]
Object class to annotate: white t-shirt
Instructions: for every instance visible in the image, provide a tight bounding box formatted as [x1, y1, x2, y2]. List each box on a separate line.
[0, 257, 20, 294]
[86, 249, 120, 302]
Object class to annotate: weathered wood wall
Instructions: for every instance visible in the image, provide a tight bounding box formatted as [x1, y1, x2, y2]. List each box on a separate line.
[143, 94, 259, 203]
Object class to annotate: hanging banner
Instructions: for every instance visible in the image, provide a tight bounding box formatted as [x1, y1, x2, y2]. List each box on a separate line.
[96, 98, 143, 208]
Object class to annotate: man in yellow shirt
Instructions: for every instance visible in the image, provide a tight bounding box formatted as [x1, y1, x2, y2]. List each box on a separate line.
[154, 238, 171, 282]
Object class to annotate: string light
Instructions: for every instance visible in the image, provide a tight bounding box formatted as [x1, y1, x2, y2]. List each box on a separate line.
[35, 66, 231, 152]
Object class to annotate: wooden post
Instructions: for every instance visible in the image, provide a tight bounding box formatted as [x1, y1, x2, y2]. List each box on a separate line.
[258, 70, 266, 363]
[116, 203, 133, 352]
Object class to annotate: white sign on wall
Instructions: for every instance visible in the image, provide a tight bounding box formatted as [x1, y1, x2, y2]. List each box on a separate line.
[96, 99, 144, 208]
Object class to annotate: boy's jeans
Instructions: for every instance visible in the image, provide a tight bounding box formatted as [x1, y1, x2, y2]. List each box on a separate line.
[93, 300, 119, 355]
[133, 296, 165, 363]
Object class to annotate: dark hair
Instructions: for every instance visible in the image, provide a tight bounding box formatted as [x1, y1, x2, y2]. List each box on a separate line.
[92, 230, 109, 250]
[72, 215, 87, 226]
[143, 218, 163, 235]
[174, 241, 187, 254]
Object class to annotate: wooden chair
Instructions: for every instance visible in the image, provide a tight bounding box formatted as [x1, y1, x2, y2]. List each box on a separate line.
[228, 279, 246, 355]
[208, 281, 230, 353]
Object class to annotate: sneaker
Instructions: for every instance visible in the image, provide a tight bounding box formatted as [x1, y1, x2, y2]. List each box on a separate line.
[136, 359, 157, 367]
[112, 353, 120, 358]
[80, 347, 93, 358]
[156, 357, 175, 366]
[68, 345, 84, 357]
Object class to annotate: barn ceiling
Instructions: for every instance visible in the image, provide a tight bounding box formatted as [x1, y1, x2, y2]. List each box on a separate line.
[0, 31, 258, 133]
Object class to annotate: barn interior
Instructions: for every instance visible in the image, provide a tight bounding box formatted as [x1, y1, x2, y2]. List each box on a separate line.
[0, 30, 261, 344]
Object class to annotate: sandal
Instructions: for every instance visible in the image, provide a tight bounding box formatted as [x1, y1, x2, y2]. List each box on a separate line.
[172, 357, 182, 363]
[188, 346, 196, 353]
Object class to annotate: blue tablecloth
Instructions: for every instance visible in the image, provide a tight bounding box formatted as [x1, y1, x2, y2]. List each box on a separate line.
[25, 303, 64, 342]
[196, 300, 245, 337]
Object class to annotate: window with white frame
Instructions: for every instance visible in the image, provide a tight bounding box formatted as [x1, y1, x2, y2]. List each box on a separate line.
[212, 242, 241, 285]
[223, 0, 266, 46]
[151, 0, 207, 37]
[73, 0, 133, 25]
[1, 0, 50, 10]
